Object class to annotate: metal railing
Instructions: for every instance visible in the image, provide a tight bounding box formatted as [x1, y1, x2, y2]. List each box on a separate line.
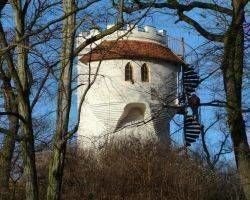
[166, 35, 199, 67]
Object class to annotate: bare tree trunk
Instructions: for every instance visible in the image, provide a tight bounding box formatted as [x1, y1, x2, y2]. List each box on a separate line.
[19, 120, 38, 200]
[46, 1, 76, 199]
[0, 132, 16, 194]
[0, 2, 17, 196]
[12, 2, 39, 199]
[222, 1, 250, 198]
[0, 79, 18, 198]
[46, 1, 125, 198]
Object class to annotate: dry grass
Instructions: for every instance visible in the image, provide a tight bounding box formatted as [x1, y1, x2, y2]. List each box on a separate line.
[7, 137, 245, 199]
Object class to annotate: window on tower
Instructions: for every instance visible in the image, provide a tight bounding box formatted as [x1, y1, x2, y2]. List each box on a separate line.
[125, 63, 133, 82]
[141, 63, 149, 82]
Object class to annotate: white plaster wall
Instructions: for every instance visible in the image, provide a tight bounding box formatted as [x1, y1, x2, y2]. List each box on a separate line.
[77, 58, 180, 148]
[76, 25, 181, 148]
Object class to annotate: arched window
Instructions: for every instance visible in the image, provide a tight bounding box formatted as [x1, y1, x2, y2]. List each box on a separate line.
[125, 63, 133, 81]
[141, 63, 149, 82]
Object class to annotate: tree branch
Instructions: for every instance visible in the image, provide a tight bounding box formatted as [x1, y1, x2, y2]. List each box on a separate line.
[123, 0, 230, 42]
[0, 0, 99, 57]
[22, 0, 31, 14]
[0, 21, 24, 94]
[74, 22, 124, 56]
[0, 127, 20, 141]
[213, 133, 230, 165]
[177, 10, 224, 42]
[0, 111, 26, 123]
[30, 67, 51, 110]
[132, 1, 233, 16]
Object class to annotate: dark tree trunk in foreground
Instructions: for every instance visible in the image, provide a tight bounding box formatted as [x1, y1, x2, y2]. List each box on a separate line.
[0, 79, 18, 198]
[12, 2, 39, 199]
[46, 0, 126, 197]
[46, 1, 76, 199]
[0, 1, 18, 196]
[222, 1, 250, 197]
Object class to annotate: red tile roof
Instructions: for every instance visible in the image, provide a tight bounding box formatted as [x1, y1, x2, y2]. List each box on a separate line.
[80, 40, 185, 65]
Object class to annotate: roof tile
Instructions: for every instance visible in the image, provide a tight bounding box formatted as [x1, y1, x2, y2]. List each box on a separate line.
[80, 40, 184, 65]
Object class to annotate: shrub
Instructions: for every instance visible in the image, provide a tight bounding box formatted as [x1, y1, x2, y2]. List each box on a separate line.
[7, 137, 245, 200]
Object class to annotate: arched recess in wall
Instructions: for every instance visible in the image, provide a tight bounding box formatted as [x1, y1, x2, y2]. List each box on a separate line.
[114, 103, 146, 131]
[125, 62, 133, 82]
[141, 63, 149, 82]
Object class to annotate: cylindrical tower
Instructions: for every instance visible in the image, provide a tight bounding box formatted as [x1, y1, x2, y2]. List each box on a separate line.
[76, 25, 184, 147]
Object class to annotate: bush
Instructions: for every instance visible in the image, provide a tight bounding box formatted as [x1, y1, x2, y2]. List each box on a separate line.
[7, 137, 245, 199]
[61, 138, 244, 200]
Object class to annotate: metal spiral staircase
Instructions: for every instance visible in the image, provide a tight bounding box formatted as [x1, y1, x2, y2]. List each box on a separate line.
[167, 35, 203, 147]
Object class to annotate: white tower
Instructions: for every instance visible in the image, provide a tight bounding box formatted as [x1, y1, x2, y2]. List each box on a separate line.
[76, 25, 184, 147]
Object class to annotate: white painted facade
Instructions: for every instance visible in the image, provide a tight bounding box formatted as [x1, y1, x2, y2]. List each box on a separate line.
[76, 25, 181, 148]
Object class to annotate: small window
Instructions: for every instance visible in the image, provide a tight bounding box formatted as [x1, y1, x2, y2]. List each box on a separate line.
[141, 63, 149, 82]
[125, 63, 133, 81]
